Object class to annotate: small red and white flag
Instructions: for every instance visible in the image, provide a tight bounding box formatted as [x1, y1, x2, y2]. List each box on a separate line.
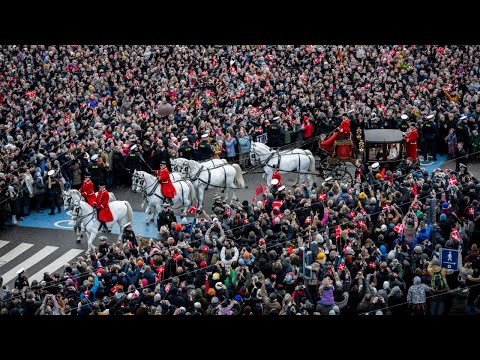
[272, 200, 284, 208]
[305, 216, 311, 224]
[349, 210, 356, 219]
[451, 228, 461, 241]
[359, 220, 366, 228]
[411, 203, 419, 210]
[449, 177, 458, 186]
[318, 193, 327, 201]
[263, 199, 268, 206]
[186, 204, 197, 214]
[165, 283, 172, 294]
[360, 208, 367, 215]
[382, 204, 390, 211]
[369, 262, 376, 269]
[338, 263, 346, 271]
[335, 226, 341, 240]
[25, 90, 36, 97]
[225, 208, 231, 217]
[265, 54, 274, 61]
[252, 196, 257, 202]
[469, 207, 474, 215]
[394, 223, 404, 234]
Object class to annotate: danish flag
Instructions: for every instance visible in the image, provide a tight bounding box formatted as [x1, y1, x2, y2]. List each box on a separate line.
[338, 263, 346, 271]
[349, 210, 356, 219]
[318, 193, 327, 201]
[360, 208, 367, 215]
[411, 203, 419, 210]
[186, 204, 197, 214]
[272, 200, 284, 208]
[358, 220, 366, 228]
[252, 196, 257, 202]
[451, 228, 461, 241]
[25, 90, 36, 97]
[256, 183, 266, 195]
[448, 177, 458, 186]
[225, 208, 231, 217]
[335, 226, 341, 240]
[382, 204, 390, 211]
[265, 54, 274, 61]
[469, 207, 474, 215]
[394, 223, 404, 234]
[305, 216, 311, 224]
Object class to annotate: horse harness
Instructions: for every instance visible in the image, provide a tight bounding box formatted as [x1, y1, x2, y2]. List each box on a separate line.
[134, 172, 186, 207]
[189, 164, 228, 190]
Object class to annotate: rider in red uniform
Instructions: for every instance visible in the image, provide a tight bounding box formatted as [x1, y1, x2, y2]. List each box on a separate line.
[405, 122, 419, 162]
[79, 173, 96, 206]
[321, 117, 351, 153]
[93, 183, 113, 233]
[155, 161, 176, 205]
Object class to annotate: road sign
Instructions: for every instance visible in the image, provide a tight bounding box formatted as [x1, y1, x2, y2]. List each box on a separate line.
[440, 248, 459, 271]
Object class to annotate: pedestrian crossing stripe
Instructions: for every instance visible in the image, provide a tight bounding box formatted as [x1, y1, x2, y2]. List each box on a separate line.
[0, 241, 83, 288]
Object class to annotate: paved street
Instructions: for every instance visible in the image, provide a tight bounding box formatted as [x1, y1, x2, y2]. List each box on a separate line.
[1, 155, 478, 290]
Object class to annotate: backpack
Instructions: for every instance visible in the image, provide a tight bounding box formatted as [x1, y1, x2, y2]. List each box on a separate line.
[431, 271, 446, 291]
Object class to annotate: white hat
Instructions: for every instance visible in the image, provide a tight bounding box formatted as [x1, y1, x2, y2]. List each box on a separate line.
[325, 177, 333, 182]
[426, 114, 434, 120]
[229, 60, 235, 65]
[162, 203, 170, 207]
[201, 133, 208, 138]
[130, 144, 137, 151]
[271, 178, 279, 185]
[16, 268, 25, 274]
[380, 224, 387, 232]
[47, 170, 55, 176]
[401, 114, 408, 120]
[347, 109, 355, 114]
[460, 115, 467, 120]
[91, 154, 99, 161]
[272, 116, 280, 121]
[372, 162, 380, 169]
[278, 185, 286, 191]
[123, 222, 132, 228]
[181, 137, 188, 142]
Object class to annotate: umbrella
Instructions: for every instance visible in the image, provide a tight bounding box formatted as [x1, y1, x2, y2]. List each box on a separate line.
[157, 103, 174, 116]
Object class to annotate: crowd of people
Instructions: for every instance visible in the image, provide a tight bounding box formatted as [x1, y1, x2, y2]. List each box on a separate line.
[1, 45, 480, 315]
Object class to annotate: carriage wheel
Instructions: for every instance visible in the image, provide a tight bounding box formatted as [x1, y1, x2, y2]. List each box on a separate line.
[318, 158, 335, 180]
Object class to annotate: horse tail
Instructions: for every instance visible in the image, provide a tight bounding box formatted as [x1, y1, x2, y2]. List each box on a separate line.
[109, 192, 116, 202]
[186, 180, 197, 205]
[124, 201, 133, 224]
[232, 164, 246, 188]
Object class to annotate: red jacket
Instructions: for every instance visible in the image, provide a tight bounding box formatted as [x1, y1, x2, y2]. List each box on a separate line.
[302, 122, 314, 138]
[94, 188, 113, 222]
[79, 180, 96, 206]
[272, 171, 282, 187]
[156, 167, 176, 199]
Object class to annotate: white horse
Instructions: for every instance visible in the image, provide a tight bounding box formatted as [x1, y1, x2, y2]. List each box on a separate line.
[250, 141, 316, 186]
[178, 159, 245, 211]
[172, 158, 227, 177]
[70, 199, 133, 254]
[131, 170, 197, 223]
[62, 189, 116, 243]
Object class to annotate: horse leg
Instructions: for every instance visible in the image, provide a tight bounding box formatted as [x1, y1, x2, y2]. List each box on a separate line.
[87, 231, 96, 255]
[197, 187, 205, 211]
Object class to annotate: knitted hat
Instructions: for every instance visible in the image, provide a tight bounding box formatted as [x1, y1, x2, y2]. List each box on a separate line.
[215, 282, 223, 291]
[439, 214, 447, 222]
[243, 251, 250, 259]
[359, 192, 367, 199]
[375, 173, 383, 180]
[370, 197, 377, 204]
[442, 202, 449, 209]
[212, 272, 220, 281]
[202, 245, 209, 253]
[317, 252, 325, 260]
[414, 245, 423, 254]
[175, 223, 182, 231]
[432, 258, 441, 266]
[137, 260, 144, 267]
[380, 224, 387, 232]
[207, 288, 216, 296]
[200, 261, 207, 268]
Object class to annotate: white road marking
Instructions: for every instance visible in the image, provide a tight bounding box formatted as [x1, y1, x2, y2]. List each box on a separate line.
[28, 248, 84, 284]
[1, 246, 58, 285]
[0, 243, 34, 268]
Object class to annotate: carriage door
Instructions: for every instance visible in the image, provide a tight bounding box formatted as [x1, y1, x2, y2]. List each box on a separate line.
[369, 143, 386, 162]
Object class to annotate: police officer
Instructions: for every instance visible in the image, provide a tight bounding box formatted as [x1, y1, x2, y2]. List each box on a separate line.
[87, 154, 104, 191]
[267, 116, 284, 148]
[178, 137, 194, 160]
[422, 114, 438, 161]
[124, 144, 143, 186]
[121, 222, 138, 247]
[198, 133, 214, 160]
[157, 203, 176, 232]
[45, 170, 62, 215]
[456, 115, 470, 156]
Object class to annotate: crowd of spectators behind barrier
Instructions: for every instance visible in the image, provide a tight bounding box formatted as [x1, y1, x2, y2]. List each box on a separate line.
[1, 45, 480, 315]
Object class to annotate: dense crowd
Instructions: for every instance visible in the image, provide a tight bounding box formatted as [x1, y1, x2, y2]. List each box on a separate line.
[1, 45, 480, 315]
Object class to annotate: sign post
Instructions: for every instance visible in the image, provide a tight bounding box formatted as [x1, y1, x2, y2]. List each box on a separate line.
[440, 248, 459, 271]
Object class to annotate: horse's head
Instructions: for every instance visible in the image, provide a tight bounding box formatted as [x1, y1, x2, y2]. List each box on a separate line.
[131, 171, 145, 193]
[62, 191, 74, 210]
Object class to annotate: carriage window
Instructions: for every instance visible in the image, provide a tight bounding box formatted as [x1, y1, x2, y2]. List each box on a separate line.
[369, 143, 385, 161]
[387, 143, 400, 160]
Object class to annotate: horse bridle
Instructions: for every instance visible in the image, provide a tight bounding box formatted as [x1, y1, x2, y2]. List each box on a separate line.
[63, 192, 76, 210]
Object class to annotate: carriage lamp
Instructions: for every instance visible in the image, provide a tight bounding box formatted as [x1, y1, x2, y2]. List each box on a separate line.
[356, 128, 364, 153]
